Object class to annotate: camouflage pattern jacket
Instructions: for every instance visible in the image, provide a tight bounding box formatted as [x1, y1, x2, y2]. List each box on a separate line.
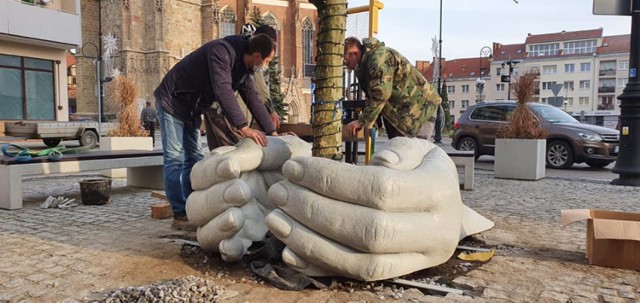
[356, 38, 442, 136]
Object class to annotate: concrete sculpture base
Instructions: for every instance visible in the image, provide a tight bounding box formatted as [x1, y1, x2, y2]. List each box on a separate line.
[188, 136, 494, 280]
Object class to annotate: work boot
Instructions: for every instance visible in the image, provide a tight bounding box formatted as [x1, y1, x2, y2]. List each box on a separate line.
[171, 214, 198, 231]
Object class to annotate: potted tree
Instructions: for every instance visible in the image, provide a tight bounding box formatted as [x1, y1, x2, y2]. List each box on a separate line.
[494, 73, 548, 180]
[101, 75, 153, 178]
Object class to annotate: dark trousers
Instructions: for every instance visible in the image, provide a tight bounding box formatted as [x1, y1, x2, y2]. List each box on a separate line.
[203, 108, 244, 151]
[143, 121, 155, 145]
[382, 118, 405, 139]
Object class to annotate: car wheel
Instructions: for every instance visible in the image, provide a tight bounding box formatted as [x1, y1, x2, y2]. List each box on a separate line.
[43, 138, 61, 147]
[546, 141, 574, 169]
[586, 160, 613, 168]
[458, 137, 479, 160]
[80, 131, 98, 148]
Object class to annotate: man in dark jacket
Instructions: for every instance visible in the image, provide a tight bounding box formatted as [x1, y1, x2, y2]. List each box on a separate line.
[154, 34, 276, 230]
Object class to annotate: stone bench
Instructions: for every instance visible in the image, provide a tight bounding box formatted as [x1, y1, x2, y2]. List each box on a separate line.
[447, 151, 475, 190]
[0, 150, 164, 210]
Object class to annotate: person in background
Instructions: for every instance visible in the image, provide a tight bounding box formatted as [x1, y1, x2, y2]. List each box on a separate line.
[140, 101, 157, 146]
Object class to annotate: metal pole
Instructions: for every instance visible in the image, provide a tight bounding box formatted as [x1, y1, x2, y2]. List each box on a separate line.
[434, 0, 443, 143]
[97, 0, 103, 140]
[611, 0, 640, 186]
[507, 60, 512, 100]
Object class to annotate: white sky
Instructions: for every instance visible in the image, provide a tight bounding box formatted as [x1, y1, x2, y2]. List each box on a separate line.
[346, 0, 632, 63]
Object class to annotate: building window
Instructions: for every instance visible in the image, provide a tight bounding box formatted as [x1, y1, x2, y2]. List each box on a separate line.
[0, 54, 55, 120]
[447, 86, 455, 94]
[580, 62, 591, 72]
[566, 97, 574, 105]
[529, 43, 559, 57]
[579, 80, 590, 89]
[563, 40, 597, 54]
[619, 60, 629, 70]
[302, 18, 314, 65]
[542, 81, 557, 90]
[450, 100, 455, 109]
[563, 81, 574, 91]
[541, 97, 548, 104]
[461, 85, 469, 93]
[461, 100, 469, 109]
[496, 83, 505, 92]
[579, 97, 589, 105]
[219, 7, 236, 38]
[564, 64, 575, 73]
[543, 65, 557, 74]
[598, 96, 615, 110]
[496, 68, 502, 76]
[618, 78, 628, 87]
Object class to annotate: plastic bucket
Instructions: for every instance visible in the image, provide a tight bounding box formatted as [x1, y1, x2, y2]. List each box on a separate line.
[79, 179, 112, 205]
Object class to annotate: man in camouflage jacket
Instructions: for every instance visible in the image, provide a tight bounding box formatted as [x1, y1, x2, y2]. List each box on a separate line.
[344, 37, 441, 139]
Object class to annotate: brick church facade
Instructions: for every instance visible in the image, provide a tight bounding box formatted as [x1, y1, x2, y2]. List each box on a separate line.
[75, 0, 318, 124]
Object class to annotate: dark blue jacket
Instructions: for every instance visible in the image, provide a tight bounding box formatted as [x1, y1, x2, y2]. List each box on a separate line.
[154, 35, 275, 133]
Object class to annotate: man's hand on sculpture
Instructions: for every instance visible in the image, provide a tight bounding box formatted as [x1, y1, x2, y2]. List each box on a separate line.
[240, 126, 268, 146]
[265, 137, 493, 281]
[187, 136, 312, 261]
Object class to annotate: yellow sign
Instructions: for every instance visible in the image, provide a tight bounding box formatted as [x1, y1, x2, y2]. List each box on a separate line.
[623, 126, 629, 135]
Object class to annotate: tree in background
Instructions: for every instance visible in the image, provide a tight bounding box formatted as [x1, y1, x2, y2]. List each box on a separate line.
[309, 0, 346, 159]
[267, 57, 287, 119]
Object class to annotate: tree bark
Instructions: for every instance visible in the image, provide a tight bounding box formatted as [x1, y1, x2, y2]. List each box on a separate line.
[310, 0, 347, 159]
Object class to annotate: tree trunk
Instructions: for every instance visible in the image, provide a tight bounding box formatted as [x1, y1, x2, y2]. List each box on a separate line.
[310, 0, 346, 159]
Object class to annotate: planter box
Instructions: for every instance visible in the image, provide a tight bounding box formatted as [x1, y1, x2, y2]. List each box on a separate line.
[100, 136, 153, 178]
[494, 138, 546, 180]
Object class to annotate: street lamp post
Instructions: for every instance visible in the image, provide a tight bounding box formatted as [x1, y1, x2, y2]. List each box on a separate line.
[434, 0, 444, 143]
[477, 46, 492, 103]
[611, 0, 640, 186]
[501, 59, 519, 100]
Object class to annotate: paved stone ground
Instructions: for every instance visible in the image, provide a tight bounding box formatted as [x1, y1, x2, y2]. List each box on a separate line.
[1, 171, 639, 302]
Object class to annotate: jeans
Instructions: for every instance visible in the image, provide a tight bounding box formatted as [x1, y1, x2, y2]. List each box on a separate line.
[156, 102, 204, 217]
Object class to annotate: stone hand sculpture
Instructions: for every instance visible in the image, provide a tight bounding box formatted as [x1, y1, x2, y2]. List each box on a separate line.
[265, 138, 494, 281]
[187, 136, 312, 261]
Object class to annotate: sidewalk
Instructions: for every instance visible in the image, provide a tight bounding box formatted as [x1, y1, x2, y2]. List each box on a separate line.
[1, 150, 639, 302]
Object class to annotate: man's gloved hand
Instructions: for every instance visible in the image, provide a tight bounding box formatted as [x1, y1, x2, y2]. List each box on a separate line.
[265, 137, 493, 281]
[187, 136, 312, 261]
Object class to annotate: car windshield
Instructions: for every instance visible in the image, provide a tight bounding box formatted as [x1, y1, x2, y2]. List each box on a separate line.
[531, 105, 579, 124]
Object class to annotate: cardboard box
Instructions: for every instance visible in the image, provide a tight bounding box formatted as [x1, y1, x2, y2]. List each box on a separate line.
[561, 209, 640, 270]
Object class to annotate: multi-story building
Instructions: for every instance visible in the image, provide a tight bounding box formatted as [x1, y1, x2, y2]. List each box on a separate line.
[418, 28, 630, 129]
[75, 0, 317, 124]
[0, 0, 81, 134]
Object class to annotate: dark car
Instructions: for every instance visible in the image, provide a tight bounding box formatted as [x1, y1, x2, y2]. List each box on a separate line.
[452, 101, 619, 169]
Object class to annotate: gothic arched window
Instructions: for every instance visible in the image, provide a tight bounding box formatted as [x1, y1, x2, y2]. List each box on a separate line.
[219, 7, 236, 38]
[302, 18, 314, 65]
[262, 12, 280, 55]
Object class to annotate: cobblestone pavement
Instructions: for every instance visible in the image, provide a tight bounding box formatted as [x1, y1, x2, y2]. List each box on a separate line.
[1, 171, 639, 302]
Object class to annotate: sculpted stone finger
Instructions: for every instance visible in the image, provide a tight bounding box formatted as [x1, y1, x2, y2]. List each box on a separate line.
[283, 149, 459, 211]
[370, 137, 435, 171]
[219, 236, 252, 262]
[236, 201, 269, 242]
[190, 139, 263, 190]
[196, 207, 245, 252]
[281, 247, 337, 277]
[269, 181, 462, 253]
[258, 136, 311, 171]
[266, 210, 440, 281]
[186, 180, 252, 227]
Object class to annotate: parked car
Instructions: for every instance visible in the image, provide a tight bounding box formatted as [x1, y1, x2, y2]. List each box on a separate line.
[451, 101, 619, 169]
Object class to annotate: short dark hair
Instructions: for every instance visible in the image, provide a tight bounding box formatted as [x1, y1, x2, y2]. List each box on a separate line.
[344, 36, 363, 53]
[255, 25, 277, 42]
[246, 34, 275, 59]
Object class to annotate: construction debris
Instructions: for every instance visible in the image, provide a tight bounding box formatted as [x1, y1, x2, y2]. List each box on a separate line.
[390, 278, 464, 296]
[41, 196, 78, 209]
